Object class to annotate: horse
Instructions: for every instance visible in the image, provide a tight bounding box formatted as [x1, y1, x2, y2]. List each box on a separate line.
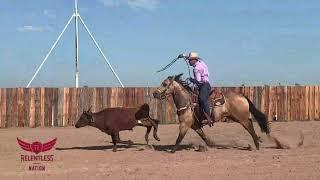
[75, 103, 160, 152]
[152, 73, 270, 153]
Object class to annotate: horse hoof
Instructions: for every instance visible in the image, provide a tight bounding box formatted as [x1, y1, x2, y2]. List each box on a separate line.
[113, 148, 117, 152]
[146, 145, 155, 151]
[170, 149, 176, 153]
[165, 149, 176, 153]
[128, 140, 133, 145]
[205, 140, 214, 147]
[195, 145, 207, 152]
[207, 144, 214, 148]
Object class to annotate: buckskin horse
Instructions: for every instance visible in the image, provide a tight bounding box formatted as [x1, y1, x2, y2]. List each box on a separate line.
[153, 73, 271, 153]
[75, 103, 160, 152]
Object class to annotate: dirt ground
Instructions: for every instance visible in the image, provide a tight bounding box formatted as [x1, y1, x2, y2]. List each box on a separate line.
[0, 121, 320, 180]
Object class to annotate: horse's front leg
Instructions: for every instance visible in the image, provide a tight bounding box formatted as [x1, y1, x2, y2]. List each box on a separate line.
[192, 125, 214, 147]
[171, 123, 189, 153]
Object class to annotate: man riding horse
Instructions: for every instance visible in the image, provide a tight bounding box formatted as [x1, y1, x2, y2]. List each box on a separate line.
[178, 52, 214, 127]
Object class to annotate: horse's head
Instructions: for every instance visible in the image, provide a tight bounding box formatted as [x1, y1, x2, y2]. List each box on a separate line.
[75, 106, 93, 128]
[153, 73, 184, 100]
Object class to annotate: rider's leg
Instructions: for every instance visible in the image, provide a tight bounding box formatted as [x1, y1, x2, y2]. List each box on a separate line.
[199, 82, 213, 125]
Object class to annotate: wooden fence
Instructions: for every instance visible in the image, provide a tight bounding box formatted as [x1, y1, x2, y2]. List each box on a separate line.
[0, 86, 319, 128]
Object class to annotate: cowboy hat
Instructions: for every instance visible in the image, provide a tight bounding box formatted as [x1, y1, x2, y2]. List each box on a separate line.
[187, 52, 200, 60]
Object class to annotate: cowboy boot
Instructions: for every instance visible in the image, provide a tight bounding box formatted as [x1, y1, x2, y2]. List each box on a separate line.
[202, 111, 214, 127]
[210, 109, 216, 124]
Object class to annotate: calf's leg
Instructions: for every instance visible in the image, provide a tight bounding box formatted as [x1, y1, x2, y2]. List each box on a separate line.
[111, 132, 119, 152]
[116, 132, 121, 142]
[145, 126, 152, 144]
[150, 119, 160, 142]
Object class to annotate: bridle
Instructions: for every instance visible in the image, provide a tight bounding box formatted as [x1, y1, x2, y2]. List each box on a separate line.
[156, 77, 196, 115]
[155, 78, 175, 100]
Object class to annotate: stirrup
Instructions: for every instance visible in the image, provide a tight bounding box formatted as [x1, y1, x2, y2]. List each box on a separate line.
[201, 119, 213, 125]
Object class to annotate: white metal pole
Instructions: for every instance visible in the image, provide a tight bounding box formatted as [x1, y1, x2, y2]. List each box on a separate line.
[26, 14, 75, 88]
[78, 15, 125, 88]
[75, 0, 79, 88]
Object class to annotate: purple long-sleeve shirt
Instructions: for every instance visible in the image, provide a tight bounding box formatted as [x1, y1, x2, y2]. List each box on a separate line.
[193, 60, 210, 83]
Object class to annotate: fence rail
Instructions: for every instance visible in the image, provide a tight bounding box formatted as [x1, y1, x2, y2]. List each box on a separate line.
[0, 86, 319, 128]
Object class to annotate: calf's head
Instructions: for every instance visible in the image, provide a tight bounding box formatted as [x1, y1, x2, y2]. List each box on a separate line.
[75, 108, 93, 128]
[135, 103, 150, 119]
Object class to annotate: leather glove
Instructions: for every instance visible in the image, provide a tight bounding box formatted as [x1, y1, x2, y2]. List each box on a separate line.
[186, 77, 198, 85]
[177, 53, 186, 58]
[189, 78, 198, 84]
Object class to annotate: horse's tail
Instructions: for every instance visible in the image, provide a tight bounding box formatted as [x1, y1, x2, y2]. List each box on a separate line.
[244, 96, 270, 134]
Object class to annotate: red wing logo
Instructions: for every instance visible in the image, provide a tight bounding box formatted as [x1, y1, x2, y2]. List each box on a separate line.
[17, 138, 57, 154]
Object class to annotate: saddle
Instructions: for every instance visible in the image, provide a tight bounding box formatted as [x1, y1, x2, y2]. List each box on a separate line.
[211, 90, 225, 107]
[188, 89, 226, 125]
[190, 88, 226, 124]
[191, 89, 226, 108]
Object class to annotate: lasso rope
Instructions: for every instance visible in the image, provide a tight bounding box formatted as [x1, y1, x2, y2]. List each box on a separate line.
[156, 57, 179, 73]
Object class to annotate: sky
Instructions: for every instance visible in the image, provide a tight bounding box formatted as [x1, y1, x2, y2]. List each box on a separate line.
[0, 0, 319, 87]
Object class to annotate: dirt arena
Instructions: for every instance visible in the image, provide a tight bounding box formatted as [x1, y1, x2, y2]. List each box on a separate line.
[0, 121, 320, 180]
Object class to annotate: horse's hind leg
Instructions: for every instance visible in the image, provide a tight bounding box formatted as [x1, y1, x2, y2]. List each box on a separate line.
[240, 118, 260, 150]
[171, 123, 189, 153]
[192, 125, 214, 147]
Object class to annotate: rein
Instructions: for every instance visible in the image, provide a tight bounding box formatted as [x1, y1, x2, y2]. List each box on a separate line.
[160, 79, 201, 123]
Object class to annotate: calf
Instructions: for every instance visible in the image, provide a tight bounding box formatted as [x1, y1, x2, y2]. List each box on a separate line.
[75, 103, 160, 152]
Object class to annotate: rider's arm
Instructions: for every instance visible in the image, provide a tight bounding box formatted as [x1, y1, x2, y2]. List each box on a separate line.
[188, 68, 201, 87]
[193, 68, 202, 82]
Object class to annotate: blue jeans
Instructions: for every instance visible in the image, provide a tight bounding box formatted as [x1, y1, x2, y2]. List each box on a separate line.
[198, 82, 211, 116]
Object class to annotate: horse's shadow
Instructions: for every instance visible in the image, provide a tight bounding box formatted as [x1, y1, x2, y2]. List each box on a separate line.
[56, 144, 252, 152]
[56, 141, 253, 152]
[56, 141, 143, 152]
[152, 144, 252, 152]
[56, 145, 122, 151]
[151, 144, 195, 152]
[210, 144, 253, 151]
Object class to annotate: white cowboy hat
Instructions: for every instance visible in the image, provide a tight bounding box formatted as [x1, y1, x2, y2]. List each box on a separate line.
[187, 52, 200, 60]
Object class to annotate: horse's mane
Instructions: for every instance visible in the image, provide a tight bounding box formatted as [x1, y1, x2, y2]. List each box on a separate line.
[170, 74, 193, 93]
